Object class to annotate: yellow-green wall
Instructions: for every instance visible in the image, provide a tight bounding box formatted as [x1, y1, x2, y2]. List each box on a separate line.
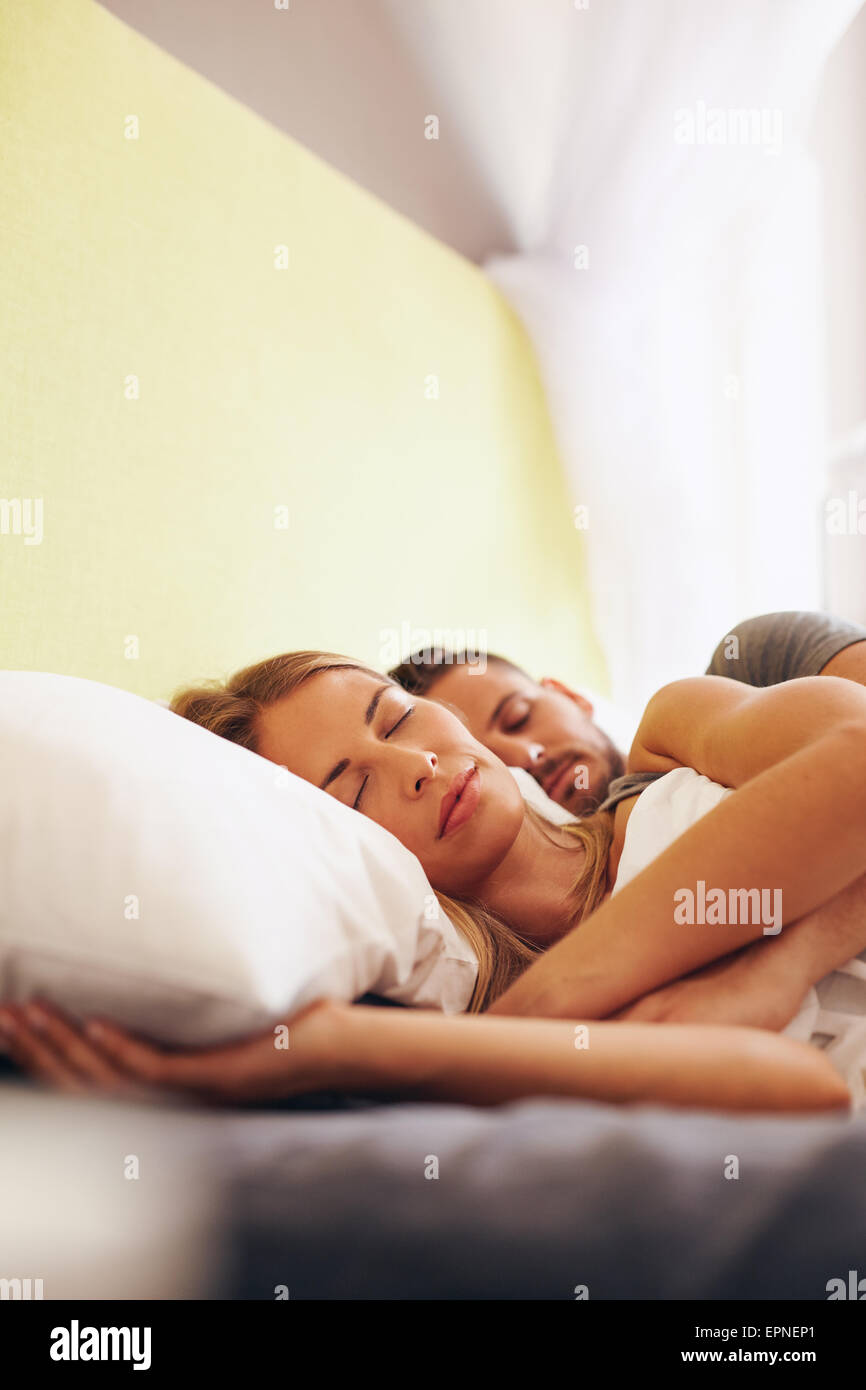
[0, 0, 605, 701]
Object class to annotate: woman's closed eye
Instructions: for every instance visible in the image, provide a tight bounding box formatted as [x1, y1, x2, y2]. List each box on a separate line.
[353, 705, 415, 809]
[385, 706, 414, 739]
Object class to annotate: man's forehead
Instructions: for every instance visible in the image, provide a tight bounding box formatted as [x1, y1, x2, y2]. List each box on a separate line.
[427, 661, 534, 726]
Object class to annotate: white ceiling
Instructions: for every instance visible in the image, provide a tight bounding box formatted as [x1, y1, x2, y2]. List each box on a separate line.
[97, 0, 517, 261]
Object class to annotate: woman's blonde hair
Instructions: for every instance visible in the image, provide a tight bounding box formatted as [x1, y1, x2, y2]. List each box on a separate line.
[171, 651, 613, 1012]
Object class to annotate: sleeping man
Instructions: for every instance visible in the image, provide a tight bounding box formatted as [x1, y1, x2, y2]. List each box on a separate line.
[389, 611, 866, 816]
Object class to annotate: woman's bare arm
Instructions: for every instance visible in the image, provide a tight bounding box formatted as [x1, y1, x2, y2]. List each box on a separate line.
[329, 1004, 849, 1113]
[613, 869, 866, 1030]
[0, 997, 849, 1115]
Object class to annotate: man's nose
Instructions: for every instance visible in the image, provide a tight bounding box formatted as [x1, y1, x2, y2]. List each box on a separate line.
[503, 739, 545, 771]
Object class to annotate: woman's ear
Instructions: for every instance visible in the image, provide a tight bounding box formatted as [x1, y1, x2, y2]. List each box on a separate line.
[539, 676, 594, 716]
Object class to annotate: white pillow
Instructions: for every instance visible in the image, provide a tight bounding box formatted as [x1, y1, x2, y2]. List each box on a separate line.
[507, 768, 577, 824]
[0, 672, 478, 1047]
[579, 686, 641, 760]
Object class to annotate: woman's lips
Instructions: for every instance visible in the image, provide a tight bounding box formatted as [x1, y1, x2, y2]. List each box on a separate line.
[438, 766, 481, 838]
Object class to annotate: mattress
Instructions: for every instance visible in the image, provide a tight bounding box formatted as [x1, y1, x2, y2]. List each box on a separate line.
[4, 1069, 865, 1300]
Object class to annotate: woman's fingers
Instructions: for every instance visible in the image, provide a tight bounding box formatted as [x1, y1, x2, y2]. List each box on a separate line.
[0, 1000, 158, 1097]
[88, 998, 344, 1103]
[0, 995, 345, 1106]
[0, 998, 246, 1102]
[0, 1004, 95, 1094]
[81, 1016, 191, 1091]
[78, 1014, 256, 1101]
[27, 1001, 134, 1086]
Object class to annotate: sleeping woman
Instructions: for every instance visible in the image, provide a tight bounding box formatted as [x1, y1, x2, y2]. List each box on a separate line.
[5, 650, 866, 1115]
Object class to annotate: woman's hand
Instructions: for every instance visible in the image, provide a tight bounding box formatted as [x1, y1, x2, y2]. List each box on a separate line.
[608, 947, 810, 1031]
[0, 997, 347, 1106]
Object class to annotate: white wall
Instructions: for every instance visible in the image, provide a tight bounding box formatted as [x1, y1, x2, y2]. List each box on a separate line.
[810, 2, 866, 438]
[810, 4, 866, 622]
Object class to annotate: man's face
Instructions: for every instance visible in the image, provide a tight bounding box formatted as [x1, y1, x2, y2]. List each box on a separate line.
[420, 661, 626, 813]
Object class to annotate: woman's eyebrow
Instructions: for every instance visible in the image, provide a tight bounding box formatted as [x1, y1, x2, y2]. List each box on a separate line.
[320, 758, 349, 791]
[319, 685, 391, 789]
[364, 683, 390, 725]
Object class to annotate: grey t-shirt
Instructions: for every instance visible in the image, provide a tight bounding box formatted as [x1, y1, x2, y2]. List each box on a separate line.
[600, 610, 866, 812]
[704, 609, 866, 685]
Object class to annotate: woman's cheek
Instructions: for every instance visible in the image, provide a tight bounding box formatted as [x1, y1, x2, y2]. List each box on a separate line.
[374, 804, 424, 860]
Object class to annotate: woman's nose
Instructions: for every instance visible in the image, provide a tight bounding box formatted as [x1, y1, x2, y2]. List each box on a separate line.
[410, 750, 437, 794]
[527, 743, 545, 766]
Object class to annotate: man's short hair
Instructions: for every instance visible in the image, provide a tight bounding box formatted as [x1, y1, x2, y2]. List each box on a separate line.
[388, 648, 526, 696]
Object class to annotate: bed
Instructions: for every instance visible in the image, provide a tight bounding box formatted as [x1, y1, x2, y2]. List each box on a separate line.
[5, 1052, 866, 1300]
